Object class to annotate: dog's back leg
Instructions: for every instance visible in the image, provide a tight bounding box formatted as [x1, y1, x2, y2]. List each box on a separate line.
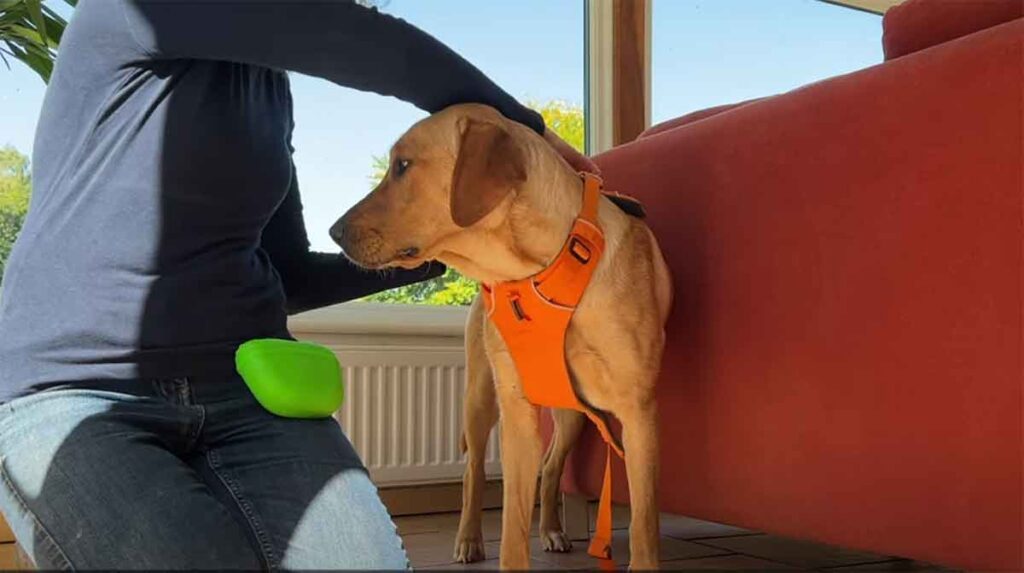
[616, 387, 661, 570]
[539, 408, 586, 553]
[454, 296, 499, 563]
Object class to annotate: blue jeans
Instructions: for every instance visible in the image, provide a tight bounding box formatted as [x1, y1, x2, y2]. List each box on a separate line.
[0, 374, 409, 570]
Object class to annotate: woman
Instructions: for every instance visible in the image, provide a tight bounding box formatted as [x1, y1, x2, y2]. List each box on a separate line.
[0, 1, 595, 569]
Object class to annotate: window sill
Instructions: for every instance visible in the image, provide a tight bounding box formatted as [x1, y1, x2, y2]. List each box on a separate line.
[287, 301, 469, 338]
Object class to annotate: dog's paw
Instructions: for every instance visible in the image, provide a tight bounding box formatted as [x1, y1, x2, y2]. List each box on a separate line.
[453, 537, 487, 563]
[540, 529, 573, 553]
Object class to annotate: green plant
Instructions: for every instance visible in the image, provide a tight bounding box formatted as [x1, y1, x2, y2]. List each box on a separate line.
[0, 145, 31, 282]
[1, 0, 76, 83]
[363, 100, 585, 305]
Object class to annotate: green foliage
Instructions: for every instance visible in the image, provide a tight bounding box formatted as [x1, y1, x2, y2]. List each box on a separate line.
[364, 266, 477, 306]
[0, 0, 77, 84]
[531, 99, 585, 153]
[362, 100, 585, 306]
[369, 154, 389, 187]
[0, 145, 31, 282]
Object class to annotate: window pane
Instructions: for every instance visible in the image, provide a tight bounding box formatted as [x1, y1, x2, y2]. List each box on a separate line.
[652, 0, 882, 124]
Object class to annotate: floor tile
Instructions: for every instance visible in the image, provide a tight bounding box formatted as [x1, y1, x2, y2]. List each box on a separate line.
[403, 509, 541, 539]
[479, 508, 543, 541]
[660, 513, 755, 540]
[660, 553, 800, 570]
[696, 534, 890, 569]
[588, 502, 632, 531]
[0, 518, 14, 544]
[609, 531, 733, 566]
[397, 508, 932, 571]
[403, 531, 460, 568]
[0, 544, 28, 571]
[483, 538, 594, 570]
[382, 481, 502, 517]
[394, 512, 461, 536]
[479, 509, 504, 541]
[517, 531, 730, 569]
[418, 557, 555, 570]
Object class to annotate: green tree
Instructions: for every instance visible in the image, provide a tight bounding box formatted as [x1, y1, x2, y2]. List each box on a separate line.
[1, 0, 77, 84]
[363, 100, 585, 306]
[0, 145, 31, 283]
[528, 99, 585, 152]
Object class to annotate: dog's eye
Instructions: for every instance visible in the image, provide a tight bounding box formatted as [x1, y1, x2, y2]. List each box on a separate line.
[393, 158, 411, 177]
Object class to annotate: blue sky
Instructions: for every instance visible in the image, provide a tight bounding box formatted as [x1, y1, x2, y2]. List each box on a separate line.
[0, 0, 880, 252]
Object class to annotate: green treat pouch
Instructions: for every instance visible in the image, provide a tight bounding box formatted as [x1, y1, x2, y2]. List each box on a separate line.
[235, 339, 344, 419]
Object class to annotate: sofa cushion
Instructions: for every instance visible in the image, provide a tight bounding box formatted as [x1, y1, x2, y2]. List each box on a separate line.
[883, 0, 1022, 60]
[639, 98, 763, 140]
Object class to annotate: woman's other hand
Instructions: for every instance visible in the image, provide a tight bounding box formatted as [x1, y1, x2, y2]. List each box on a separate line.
[543, 129, 601, 175]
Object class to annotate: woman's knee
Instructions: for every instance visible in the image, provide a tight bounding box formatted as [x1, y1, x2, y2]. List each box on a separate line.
[278, 469, 408, 570]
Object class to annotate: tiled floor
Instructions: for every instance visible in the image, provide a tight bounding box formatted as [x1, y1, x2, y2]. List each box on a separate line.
[396, 503, 954, 571]
[0, 502, 956, 571]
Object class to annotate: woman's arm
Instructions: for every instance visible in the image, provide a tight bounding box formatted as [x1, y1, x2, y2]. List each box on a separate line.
[118, 0, 544, 133]
[261, 159, 446, 315]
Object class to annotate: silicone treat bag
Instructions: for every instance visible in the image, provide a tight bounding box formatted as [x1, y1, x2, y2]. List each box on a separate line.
[235, 338, 344, 418]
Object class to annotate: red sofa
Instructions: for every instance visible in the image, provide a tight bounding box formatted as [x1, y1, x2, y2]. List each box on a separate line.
[560, 1, 1023, 569]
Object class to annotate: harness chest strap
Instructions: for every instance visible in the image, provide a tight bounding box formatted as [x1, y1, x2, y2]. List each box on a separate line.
[483, 173, 623, 563]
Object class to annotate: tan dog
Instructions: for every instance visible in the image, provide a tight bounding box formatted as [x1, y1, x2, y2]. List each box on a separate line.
[332, 104, 672, 570]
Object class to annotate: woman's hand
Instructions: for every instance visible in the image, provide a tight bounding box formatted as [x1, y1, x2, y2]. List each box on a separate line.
[543, 129, 601, 175]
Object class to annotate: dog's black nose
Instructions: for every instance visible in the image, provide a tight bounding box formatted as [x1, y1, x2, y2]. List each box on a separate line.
[329, 220, 347, 246]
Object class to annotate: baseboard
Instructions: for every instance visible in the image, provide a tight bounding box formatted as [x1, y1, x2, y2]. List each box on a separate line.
[379, 480, 503, 516]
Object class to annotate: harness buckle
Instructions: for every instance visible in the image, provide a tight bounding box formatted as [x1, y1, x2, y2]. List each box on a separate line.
[569, 236, 592, 265]
[509, 292, 530, 322]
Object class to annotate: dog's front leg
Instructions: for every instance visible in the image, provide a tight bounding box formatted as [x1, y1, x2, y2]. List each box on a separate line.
[619, 394, 661, 570]
[539, 408, 585, 552]
[492, 352, 542, 570]
[455, 298, 499, 563]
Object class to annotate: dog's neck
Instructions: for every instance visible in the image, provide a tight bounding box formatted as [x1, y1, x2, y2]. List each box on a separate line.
[438, 159, 626, 285]
[506, 166, 586, 270]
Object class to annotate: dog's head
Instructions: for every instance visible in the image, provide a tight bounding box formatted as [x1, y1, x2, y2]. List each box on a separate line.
[332, 103, 556, 281]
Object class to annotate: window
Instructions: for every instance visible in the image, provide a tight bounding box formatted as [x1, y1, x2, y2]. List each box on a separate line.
[651, 0, 882, 125]
[287, 0, 586, 305]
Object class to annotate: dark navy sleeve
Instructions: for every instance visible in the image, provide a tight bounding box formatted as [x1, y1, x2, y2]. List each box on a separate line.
[118, 0, 545, 134]
[260, 161, 445, 315]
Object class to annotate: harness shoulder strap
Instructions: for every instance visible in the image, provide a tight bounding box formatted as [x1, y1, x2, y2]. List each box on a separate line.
[580, 172, 602, 224]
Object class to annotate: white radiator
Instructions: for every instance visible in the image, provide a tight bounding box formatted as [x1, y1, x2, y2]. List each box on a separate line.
[289, 303, 502, 487]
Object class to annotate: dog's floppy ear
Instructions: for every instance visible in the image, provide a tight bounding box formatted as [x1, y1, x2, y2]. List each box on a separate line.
[450, 118, 527, 228]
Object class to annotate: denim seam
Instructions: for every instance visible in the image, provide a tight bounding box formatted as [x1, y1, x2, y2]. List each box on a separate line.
[203, 448, 278, 569]
[0, 457, 73, 571]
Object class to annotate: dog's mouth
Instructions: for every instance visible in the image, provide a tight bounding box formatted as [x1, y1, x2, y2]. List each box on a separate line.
[331, 221, 424, 270]
[397, 246, 420, 260]
[390, 246, 425, 269]
[341, 244, 424, 270]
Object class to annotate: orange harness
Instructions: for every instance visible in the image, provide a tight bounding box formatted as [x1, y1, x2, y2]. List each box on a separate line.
[483, 173, 625, 564]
